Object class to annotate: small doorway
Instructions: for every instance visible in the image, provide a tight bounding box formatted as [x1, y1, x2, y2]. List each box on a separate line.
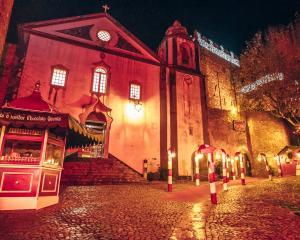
[85, 112, 107, 157]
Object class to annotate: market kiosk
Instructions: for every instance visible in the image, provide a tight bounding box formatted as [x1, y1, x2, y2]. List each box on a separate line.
[0, 83, 100, 210]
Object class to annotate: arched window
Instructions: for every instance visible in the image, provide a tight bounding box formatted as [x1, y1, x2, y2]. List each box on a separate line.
[180, 44, 191, 65]
[92, 66, 108, 94]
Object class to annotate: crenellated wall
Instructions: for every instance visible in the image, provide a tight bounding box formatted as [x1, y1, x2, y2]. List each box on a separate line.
[198, 35, 291, 177]
[200, 47, 237, 111]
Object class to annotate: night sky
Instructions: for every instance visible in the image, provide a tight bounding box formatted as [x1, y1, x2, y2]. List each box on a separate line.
[7, 0, 300, 54]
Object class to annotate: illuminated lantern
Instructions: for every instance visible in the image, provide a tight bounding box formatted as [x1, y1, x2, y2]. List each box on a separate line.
[296, 150, 300, 176]
[167, 147, 175, 192]
[199, 144, 217, 204]
[226, 155, 230, 181]
[296, 150, 300, 159]
[194, 151, 202, 186]
[221, 149, 228, 191]
[274, 155, 283, 177]
[215, 150, 221, 160]
[134, 101, 142, 112]
[230, 106, 238, 116]
[230, 157, 236, 180]
[125, 101, 144, 122]
[257, 153, 262, 162]
[143, 159, 148, 180]
[235, 152, 246, 185]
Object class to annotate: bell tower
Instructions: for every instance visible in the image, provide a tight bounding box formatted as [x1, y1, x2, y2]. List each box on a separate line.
[158, 20, 206, 178]
[158, 20, 199, 70]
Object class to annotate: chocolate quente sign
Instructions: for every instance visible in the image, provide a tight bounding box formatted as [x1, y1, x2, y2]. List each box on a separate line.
[0, 109, 68, 128]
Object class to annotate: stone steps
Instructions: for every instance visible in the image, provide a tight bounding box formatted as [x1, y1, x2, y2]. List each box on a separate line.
[61, 154, 146, 185]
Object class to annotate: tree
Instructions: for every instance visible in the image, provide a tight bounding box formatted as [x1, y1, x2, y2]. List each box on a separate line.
[237, 15, 300, 136]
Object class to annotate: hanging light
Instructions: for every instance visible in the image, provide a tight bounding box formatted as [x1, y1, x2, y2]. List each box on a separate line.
[296, 150, 300, 159]
[134, 101, 142, 112]
[215, 150, 221, 160]
[195, 151, 204, 161]
[257, 153, 262, 162]
[168, 147, 176, 158]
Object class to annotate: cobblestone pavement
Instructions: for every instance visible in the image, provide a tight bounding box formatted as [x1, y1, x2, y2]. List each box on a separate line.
[0, 183, 198, 240]
[0, 177, 299, 240]
[205, 177, 300, 240]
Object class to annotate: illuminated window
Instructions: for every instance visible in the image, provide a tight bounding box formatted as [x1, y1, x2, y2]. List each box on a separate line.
[129, 83, 141, 100]
[51, 68, 67, 87]
[97, 30, 111, 42]
[92, 67, 107, 94]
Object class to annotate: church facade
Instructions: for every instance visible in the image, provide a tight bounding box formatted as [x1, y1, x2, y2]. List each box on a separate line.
[0, 12, 291, 177]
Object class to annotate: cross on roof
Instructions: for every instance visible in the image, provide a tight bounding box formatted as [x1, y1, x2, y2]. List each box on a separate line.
[102, 4, 110, 13]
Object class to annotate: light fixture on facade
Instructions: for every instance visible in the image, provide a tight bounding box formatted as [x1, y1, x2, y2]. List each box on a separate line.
[125, 101, 144, 122]
[257, 153, 265, 162]
[230, 106, 238, 116]
[134, 100, 142, 112]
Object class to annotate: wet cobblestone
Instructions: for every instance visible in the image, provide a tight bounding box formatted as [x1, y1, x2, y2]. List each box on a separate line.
[0, 178, 299, 239]
[206, 177, 300, 240]
[0, 183, 196, 240]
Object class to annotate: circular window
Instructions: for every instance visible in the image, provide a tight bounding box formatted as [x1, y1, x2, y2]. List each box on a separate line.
[97, 30, 111, 42]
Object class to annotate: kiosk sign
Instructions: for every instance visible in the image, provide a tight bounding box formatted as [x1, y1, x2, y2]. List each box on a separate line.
[0, 110, 68, 128]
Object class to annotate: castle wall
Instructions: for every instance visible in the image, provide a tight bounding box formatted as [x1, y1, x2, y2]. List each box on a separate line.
[200, 48, 236, 111]
[207, 108, 248, 155]
[199, 43, 291, 177]
[199, 45, 247, 157]
[247, 112, 290, 176]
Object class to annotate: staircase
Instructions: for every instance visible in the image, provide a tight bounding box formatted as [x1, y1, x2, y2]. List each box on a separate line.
[61, 154, 147, 185]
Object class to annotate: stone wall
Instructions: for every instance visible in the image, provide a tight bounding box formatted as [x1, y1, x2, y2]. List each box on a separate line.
[207, 108, 248, 156]
[205, 109, 291, 177]
[199, 45, 291, 177]
[247, 112, 291, 176]
[200, 47, 237, 111]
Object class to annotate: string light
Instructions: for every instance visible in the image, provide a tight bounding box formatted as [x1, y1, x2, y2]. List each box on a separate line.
[196, 32, 240, 67]
[240, 73, 284, 93]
